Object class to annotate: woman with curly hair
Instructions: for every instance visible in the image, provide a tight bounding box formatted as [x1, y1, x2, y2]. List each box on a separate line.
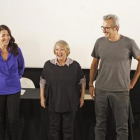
[0, 25, 25, 140]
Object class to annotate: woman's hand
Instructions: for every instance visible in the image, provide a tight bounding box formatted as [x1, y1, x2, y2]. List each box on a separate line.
[79, 97, 84, 108]
[41, 97, 46, 108]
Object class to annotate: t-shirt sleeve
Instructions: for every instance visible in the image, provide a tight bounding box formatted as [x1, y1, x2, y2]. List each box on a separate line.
[40, 76, 46, 88]
[131, 39, 140, 59]
[91, 39, 100, 59]
[76, 62, 85, 98]
[40, 61, 48, 88]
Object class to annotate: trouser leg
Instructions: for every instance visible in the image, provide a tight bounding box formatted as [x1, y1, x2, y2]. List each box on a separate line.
[49, 111, 61, 140]
[62, 111, 76, 140]
[94, 88, 109, 140]
[7, 91, 20, 140]
[109, 91, 129, 140]
[0, 95, 6, 140]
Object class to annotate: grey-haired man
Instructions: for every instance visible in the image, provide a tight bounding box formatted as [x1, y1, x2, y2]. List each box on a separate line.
[89, 14, 140, 140]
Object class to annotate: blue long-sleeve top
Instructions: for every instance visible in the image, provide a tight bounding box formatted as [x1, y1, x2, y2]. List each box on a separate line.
[0, 47, 25, 95]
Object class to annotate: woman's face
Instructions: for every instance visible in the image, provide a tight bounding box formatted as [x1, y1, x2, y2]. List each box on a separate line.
[0, 29, 11, 47]
[55, 44, 67, 62]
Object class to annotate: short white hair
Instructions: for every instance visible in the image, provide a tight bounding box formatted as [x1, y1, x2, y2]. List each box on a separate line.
[54, 40, 70, 56]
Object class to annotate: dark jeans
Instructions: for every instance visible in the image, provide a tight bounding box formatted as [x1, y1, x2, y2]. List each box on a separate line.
[0, 91, 20, 140]
[49, 111, 76, 140]
[94, 88, 129, 140]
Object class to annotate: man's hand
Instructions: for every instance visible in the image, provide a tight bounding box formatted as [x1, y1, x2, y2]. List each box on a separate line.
[130, 55, 140, 90]
[89, 86, 95, 100]
[129, 80, 135, 90]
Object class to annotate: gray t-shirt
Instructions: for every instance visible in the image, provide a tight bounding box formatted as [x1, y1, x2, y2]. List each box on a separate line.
[91, 35, 140, 91]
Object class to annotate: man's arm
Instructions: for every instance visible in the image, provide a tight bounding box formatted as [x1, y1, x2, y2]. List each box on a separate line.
[130, 55, 140, 89]
[89, 58, 99, 99]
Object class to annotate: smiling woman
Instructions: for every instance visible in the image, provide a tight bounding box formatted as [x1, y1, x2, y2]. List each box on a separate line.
[40, 40, 86, 140]
[0, 30, 11, 48]
[0, 30, 10, 61]
[0, 25, 25, 140]
[53, 40, 70, 66]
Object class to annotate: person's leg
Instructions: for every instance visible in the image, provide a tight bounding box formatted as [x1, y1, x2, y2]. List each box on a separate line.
[62, 111, 76, 140]
[7, 91, 20, 140]
[94, 88, 109, 140]
[49, 111, 61, 140]
[0, 95, 7, 140]
[109, 91, 129, 140]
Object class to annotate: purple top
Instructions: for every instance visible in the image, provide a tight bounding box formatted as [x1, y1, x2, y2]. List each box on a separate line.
[0, 47, 25, 95]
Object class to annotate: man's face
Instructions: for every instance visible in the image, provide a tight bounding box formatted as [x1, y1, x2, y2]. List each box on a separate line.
[102, 19, 117, 39]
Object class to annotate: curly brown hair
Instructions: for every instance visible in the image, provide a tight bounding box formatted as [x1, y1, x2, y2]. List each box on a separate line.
[0, 25, 19, 56]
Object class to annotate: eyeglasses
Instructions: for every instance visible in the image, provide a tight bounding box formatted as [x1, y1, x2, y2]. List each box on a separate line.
[101, 26, 114, 30]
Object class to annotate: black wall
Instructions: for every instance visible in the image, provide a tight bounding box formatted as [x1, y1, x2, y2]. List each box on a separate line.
[23, 68, 140, 113]
[22, 68, 90, 89]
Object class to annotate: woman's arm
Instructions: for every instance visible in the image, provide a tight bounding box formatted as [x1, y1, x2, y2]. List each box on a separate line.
[40, 77, 46, 108]
[79, 84, 85, 108]
[40, 87, 46, 108]
[17, 47, 25, 78]
[77, 63, 86, 108]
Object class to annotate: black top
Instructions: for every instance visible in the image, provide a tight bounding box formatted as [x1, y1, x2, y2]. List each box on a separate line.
[42, 60, 84, 112]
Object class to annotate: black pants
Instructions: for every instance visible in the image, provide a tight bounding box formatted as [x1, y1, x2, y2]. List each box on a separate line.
[49, 111, 76, 140]
[0, 91, 20, 140]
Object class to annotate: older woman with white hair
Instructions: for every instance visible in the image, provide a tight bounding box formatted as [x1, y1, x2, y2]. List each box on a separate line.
[40, 40, 85, 140]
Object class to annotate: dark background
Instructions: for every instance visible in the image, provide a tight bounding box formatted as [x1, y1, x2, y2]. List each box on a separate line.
[20, 68, 140, 140]
[23, 68, 140, 113]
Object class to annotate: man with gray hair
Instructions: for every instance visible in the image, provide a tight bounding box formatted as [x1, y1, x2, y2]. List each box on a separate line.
[89, 14, 140, 140]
